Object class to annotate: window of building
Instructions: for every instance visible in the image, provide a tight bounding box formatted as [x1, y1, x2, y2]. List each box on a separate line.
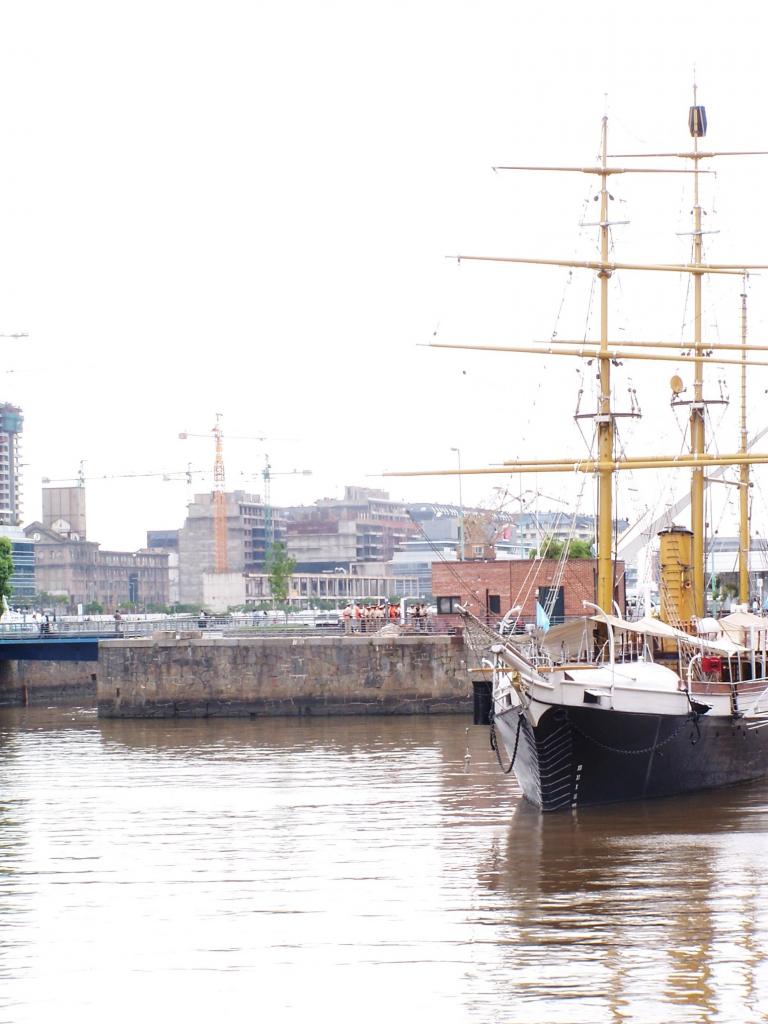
[488, 594, 501, 615]
[436, 596, 462, 615]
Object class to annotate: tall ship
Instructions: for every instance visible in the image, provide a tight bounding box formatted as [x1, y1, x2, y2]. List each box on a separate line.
[395, 91, 768, 810]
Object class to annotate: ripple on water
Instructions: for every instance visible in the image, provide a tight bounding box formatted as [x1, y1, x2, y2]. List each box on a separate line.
[2, 706, 768, 1023]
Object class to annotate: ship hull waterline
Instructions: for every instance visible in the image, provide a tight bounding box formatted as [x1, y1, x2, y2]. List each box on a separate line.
[494, 702, 768, 812]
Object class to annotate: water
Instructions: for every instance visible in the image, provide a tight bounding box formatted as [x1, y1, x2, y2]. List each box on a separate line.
[2, 707, 768, 1023]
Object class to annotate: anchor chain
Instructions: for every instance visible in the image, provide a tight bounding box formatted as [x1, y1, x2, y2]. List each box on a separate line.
[489, 709, 523, 774]
[566, 710, 701, 756]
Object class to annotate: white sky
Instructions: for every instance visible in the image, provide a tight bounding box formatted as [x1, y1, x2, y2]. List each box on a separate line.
[2, 0, 768, 551]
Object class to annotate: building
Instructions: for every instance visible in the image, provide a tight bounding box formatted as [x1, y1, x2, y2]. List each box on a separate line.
[392, 503, 526, 595]
[431, 558, 625, 626]
[244, 568, 419, 605]
[178, 491, 286, 606]
[24, 522, 169, 610]
[147, 529, 180, 606]
[43, 485, 88, 539]
[284, 486, 417, 572]
[513, 511, 629, 556]
[2, 524, 35, 606]
[0, 403, 23, 526]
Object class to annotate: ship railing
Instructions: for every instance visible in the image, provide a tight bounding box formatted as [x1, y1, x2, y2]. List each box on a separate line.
[734, 679, 768, 716]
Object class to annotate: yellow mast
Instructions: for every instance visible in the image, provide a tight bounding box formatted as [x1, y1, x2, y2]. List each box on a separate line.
[596, 116, 614, 614]
[526, 339, 768, 352]
[739, 282, 750, 604]
[427, 340, 768, 369]
[386, 452, 768, 479]
[689, 93, 706, 616]
[386, 98, 768, 621]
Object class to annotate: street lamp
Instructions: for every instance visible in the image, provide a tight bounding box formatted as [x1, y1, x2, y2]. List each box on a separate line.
[450, 447, 464, 561]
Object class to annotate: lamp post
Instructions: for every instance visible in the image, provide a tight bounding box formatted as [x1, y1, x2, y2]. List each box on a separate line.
[451, 447, 464, 561]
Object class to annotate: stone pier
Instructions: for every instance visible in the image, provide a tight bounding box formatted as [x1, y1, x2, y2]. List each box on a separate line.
[98, 633, 473, 718]
[0, 659, 97, 705]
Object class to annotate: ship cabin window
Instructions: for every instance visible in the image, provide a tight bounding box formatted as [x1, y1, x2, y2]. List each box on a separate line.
[436, 596, 462, 614]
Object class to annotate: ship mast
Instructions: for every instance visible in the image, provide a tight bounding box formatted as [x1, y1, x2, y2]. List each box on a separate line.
[689, 92, 707, 616]
[596, 116, 615, 614]
[386, 96, 768, 624]
[739, 281, 750, 604]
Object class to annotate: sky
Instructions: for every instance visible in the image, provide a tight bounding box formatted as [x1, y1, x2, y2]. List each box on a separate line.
[1, 1, 768, 551]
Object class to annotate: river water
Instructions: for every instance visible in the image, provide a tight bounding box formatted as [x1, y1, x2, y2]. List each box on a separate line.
[2, 706, 768, 1023]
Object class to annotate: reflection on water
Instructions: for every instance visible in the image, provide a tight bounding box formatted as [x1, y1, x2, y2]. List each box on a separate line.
[2, 707, 768, 1022]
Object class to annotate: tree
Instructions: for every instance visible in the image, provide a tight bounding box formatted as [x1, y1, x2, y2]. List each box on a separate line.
[567, 539, 595, 559]
[264, 542, 296, 604]
[37, 591, 69, 608]
[529, 536, 565, 559]
[529, 536, 594, 559]
[84, 601, 104, 615]
[0, 537, 13, 613]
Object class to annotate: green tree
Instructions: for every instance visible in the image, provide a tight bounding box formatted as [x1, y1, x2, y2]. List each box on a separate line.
[529, 536, 565, 559]
[37, 591, 69, 608]
[529, 536, 594, 559]
[264, 542, 296, 604]
[84, 601, 104, 614]
[567, 538, 595, 559]
[0, 537, 13, 613]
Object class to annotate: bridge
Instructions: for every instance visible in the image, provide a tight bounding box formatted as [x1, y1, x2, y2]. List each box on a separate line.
[0, 614, 448, 661]
[0, 616, 276, 661]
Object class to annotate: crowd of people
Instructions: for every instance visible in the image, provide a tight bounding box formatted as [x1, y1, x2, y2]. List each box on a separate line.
[340, 602, 431, 633]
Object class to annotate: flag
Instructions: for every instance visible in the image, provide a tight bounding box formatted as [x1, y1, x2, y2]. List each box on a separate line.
[536, 601, 550, 632]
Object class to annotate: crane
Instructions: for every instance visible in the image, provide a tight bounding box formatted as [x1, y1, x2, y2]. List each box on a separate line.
[42, 462, 206, 486]
[261, 456, 312, 556]
[179, 421, 295, 574]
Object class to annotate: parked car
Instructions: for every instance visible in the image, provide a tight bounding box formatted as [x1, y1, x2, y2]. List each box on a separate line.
[314, 611, 342, 629]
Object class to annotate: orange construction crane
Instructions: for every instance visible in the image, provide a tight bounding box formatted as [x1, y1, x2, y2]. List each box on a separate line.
[179, 421, 292, 574]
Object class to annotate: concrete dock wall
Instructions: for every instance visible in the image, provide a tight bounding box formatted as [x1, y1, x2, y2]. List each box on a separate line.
[0, 660, 97, 705]
[98, 633, 472, 718]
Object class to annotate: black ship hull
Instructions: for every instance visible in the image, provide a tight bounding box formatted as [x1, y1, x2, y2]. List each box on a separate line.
[495, 704, 768, 811]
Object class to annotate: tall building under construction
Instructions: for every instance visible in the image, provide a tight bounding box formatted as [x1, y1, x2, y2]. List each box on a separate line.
[0, 403, 23, 526]
[177, 491, 287, 605]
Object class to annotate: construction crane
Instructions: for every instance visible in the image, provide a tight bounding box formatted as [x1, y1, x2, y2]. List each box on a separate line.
[179, 421, 294, 574]
[42, 462, 206, 486]
[261, 456, 312, 556]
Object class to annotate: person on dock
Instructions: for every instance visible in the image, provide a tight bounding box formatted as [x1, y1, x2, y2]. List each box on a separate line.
[342, 603, 353, 634]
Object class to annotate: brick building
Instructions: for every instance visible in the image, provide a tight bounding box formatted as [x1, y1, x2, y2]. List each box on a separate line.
[431, 558, 625, 626]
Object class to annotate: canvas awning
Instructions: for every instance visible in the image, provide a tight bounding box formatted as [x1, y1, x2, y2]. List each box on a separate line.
[540, 618, 592, 660]
[718, 611, 768, 650]
[588, 613, 744, 655]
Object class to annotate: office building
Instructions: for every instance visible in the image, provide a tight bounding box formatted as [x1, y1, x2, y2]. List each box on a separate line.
[0, 404, 23, 526]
